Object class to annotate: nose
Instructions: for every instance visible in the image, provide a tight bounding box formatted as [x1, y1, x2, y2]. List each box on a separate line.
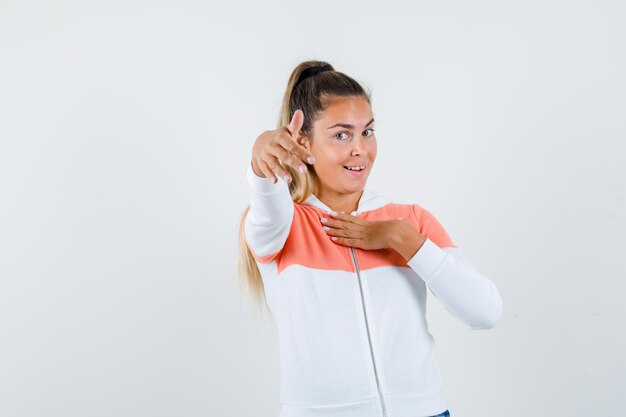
[350, 136, 365, 156]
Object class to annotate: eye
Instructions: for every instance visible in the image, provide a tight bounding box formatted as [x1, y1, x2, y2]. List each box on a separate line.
[335, 132, 349, 141]
[363, 128, 375, 137]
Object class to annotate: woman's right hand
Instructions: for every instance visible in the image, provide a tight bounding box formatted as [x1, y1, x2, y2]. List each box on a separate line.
[251, 109, 316, 184]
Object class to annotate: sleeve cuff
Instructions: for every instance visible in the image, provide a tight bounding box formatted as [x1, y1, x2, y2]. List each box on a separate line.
[246, 161, 288, 194]
[407, 237, 448, 283]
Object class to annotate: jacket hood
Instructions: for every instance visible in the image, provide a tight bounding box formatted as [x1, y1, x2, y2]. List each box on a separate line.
[302, 188, 392, 215]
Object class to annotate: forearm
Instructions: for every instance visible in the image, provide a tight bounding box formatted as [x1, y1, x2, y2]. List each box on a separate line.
[245, 161, 294, 258]
[392, 222, 503, 330]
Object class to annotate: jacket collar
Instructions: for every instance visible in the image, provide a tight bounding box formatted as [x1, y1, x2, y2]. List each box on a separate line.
[302, 188, 392, 215]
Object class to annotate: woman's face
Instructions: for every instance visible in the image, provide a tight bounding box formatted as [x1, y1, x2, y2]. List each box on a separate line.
[300, 96, 377, 197]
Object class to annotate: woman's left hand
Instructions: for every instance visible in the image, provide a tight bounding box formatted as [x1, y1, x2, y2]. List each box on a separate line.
[320, 211, 397, 251]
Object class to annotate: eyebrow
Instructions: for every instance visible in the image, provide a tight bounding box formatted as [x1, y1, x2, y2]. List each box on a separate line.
[327, 118, 375, 130]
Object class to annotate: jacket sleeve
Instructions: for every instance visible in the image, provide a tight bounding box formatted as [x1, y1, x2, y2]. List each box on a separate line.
[244, 161, 295, 263]
[407, 204, 503, 330]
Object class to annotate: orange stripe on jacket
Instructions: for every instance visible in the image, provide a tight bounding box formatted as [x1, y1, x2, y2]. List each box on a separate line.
[247, 201, 456, 275]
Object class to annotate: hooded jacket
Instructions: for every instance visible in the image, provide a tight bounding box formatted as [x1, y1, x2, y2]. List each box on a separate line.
[244, 162, 503, 417]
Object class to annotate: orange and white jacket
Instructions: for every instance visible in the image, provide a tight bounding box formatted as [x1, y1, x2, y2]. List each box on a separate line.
[244, 162, 503, 417]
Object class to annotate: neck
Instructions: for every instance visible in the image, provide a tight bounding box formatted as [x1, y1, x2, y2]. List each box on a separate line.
[316, 188, 364, 214]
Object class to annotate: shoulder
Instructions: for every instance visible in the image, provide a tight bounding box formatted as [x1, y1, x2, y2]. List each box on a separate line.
[409, 203, 457, 249]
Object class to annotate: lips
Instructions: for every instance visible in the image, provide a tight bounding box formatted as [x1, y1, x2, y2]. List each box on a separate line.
[343, 163, 367, 171]
[343, 164, 367, 177]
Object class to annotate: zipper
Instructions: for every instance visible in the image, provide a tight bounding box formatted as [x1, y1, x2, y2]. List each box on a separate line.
[349, 246, 388, 417]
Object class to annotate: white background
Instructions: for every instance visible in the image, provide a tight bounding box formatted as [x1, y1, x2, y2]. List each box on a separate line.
[1, 1, 624, 416]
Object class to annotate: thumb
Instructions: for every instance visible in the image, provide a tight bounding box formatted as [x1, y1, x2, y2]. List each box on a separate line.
[288, 109, 305, 141]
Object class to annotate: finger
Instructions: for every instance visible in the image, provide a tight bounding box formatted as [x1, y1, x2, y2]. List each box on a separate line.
[288, 109, 304, 141]
[260, 152, 291, 183]
[329, 211, 356, 223]
[257, 159, 277, 183]
[324, 225, 353, 238]
[271, 136, 307, 174]
[286, 110, 316, 165]
[320, 217, 347, 229]
[265, 156, 291, 183]
[320, 216, 335, 227]
[330, 236, 356, 247]
[272, 141, 309, 174]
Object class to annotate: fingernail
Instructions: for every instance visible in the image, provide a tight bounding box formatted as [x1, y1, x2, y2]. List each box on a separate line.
[298, 165, 306, 173]
[307, 156, 315, 164]
[323, 226, 330, 231]
[320, 218, 327, 223]
[330, 211, 337, 216]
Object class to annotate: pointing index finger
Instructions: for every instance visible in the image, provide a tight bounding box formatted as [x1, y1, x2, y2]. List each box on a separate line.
[289, 109, 315, 165]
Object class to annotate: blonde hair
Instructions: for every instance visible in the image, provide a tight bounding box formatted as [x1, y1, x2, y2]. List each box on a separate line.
[238, 60, 372, 315]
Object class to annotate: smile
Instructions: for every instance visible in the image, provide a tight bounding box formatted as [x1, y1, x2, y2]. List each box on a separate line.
[343, 165, 366, 171]
[343, 164, 367, 176]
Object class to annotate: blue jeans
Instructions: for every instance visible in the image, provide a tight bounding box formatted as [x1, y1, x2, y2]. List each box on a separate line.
[430, 410, 450, 417]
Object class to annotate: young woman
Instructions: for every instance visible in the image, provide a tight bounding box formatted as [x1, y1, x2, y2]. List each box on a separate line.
[238, 60, 503, 417]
